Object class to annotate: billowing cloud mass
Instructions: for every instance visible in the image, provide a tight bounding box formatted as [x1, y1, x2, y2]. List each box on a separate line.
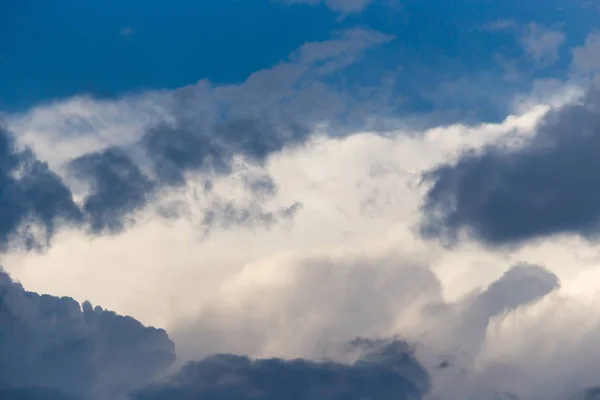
[0, 127, 81, 250]
[6, 3, 600, 400]
[70, 148, 155, 233]
[0, 271, 175, 399]
[132, 340, 429, 400]
[421, 87, 600, 246]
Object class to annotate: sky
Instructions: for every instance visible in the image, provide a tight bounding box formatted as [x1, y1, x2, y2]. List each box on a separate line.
[3, 0, 600, 399]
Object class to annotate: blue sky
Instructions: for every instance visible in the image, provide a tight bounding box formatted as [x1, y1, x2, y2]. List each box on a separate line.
[4, 2, 600, 400]
[2, 0, 597, 114]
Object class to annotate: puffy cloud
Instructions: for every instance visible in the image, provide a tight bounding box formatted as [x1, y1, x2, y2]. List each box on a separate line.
[4, 77, 600, 400]
[172, 251, 443, 361]
[0, 271, 175, 400]
[131, 339, 430, 400]
[420, 88, 600, 246]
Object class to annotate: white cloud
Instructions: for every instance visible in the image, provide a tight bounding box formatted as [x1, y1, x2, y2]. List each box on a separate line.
[6, 92, 174, 171]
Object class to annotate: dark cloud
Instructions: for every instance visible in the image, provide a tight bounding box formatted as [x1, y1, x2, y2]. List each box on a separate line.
[142, 124, 227, 185]
[0, 271, 175, 400]
[69, 148, 155, 233]
[54, 30, 390, 235]
[583, 387, 600, 400]
[0, 385, 83, 400]
[142, 117, 308, 187]
[0, 126, 81, 250]
[131, 339, 430, 400]
[421, 89, 600, 245]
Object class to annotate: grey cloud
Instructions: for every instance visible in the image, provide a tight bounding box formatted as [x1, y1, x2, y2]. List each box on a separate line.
[0, 260, 577, 400]
[420, 88, 600, 246]
[572, 31, 600, 74]
[0, 126, 81, 250]
[473, 264, 559, 318]
[60, 29, 390, 236]
[168, 260, 561, 400]
[0, 271, 175, 400]
[131, 339, 430, 400]
[244, 174, 278, 197]
[521, 23, 565, 66]
[292, 28, 392, 69]
[69, 148, 155, 234]
[145, 29, 391, 171]
[443, 264, 559, 359]
[0, 385, 83, 400]
[582, 387, 600, 400]
[201, 200, 302, 233]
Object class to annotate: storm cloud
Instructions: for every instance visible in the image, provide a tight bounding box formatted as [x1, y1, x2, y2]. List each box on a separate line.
[421, 88, 600, 245]
[0, 271, 175, 400]
[131, 339, 430, 400]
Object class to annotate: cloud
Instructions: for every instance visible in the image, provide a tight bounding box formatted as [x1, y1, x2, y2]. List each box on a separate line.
[572, 31, 600, 75]
[69, 148, 155, 234]
[521, 23, 565, 66]
[0, 126, 81, 250]
[0, 28, 392, 241]
[5, 80, 600, 400]
[172, 251, 443, 361]
[420, 87, 600, 246]
[131, 339, 430, 400]
[0, 385, 83, 400]
[0, 271, 175, 400]
[274, 0, 373, 14]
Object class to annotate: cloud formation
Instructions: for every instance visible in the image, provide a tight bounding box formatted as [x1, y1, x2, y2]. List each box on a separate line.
[131, 339, 430, 400]
[0, 28, 393, 244]
[421, 88, 600, 246]
[70, 148, 155, 233]
[0, 126, 81, 250]
[0, 385, 83, 400]
[0, 271, 175, 400]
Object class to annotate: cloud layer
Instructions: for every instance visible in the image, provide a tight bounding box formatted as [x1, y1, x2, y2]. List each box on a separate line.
[421, 87, 600, 246]
[133, 339, 429, 400]
[5, 15, 600, 400]
[0, 271, 175, 400]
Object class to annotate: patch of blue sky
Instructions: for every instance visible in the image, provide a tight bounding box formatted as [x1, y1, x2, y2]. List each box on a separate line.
[2, 0, 599, 123]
